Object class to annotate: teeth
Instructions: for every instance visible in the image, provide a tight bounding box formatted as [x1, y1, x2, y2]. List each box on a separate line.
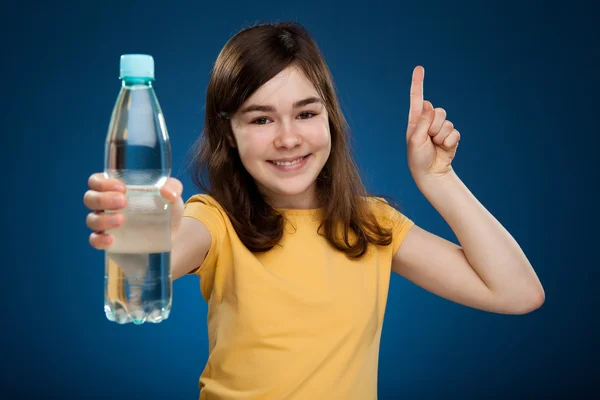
[272, 157, 303, 167]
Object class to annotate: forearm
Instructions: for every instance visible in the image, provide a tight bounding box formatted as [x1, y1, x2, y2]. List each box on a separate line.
[415, 170, 544, 304]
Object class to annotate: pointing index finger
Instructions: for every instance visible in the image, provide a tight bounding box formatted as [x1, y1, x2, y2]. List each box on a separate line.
[407, 66, 425, 134]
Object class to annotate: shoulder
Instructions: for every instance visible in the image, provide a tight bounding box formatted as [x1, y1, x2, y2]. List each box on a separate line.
[185, 193, 223, 209]
[183, 193, 230, 233]
[363, 196, 408, 223]
[364, 196, 415, 249]
[184, 193, 230, 217]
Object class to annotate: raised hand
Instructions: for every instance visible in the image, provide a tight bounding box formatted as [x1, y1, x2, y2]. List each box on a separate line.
[406, 66, 461, 182]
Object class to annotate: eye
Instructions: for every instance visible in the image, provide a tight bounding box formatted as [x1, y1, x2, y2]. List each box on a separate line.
[251, 117, 271, 125]
[298, 112, 316, 119]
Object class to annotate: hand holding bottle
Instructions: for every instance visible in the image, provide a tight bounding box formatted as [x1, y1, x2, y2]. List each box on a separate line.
[83, 173, 184, 250]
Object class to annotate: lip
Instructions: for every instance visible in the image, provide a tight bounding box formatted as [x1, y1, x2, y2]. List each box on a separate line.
[267, 154, 311, 172]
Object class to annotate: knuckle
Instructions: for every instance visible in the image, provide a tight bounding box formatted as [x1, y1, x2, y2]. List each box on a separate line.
[88, 173, 102, 188]
[83, 190, 95, 208]
[89, 212, 107, 230]
[89, 233, 102, 249]
[453, 131, 461, 143]
[85, 213, 95, 228]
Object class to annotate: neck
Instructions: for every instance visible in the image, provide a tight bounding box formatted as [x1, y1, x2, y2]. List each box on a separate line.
[260, 185, 320, 210]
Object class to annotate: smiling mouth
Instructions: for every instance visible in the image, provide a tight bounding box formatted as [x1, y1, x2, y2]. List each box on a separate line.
[268, 154, 309, 166]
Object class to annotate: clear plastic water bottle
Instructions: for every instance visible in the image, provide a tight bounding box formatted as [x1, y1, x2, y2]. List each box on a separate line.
[103, 54, 172, 324]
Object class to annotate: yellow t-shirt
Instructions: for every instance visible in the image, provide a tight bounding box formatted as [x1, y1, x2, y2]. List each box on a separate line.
[183, 194, 414, 400]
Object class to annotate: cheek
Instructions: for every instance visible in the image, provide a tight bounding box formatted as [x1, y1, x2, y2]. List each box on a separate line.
[307, 121, 331, 150]
[235, 132, 270, 162]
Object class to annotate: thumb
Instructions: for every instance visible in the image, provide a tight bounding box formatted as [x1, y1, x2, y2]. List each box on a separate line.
[160, 177, 183, 204]
[408, 100, 434, 146]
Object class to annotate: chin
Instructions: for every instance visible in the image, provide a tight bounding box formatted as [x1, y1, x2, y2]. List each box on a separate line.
[259, 179, 317, 199]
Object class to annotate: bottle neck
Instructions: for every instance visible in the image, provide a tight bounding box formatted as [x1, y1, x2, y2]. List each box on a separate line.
[121, 77, 153, 87]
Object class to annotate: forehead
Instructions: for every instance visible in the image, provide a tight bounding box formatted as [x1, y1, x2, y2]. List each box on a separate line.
[244, 66, 319, 106]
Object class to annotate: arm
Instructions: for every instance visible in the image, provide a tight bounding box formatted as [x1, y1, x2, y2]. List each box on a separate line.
[396, 66, 544, 315]
[84, 174, 211, 281]
[157, 180, 213, 281]
[392, 171, 544, 315]
[171, 217, 212, 280]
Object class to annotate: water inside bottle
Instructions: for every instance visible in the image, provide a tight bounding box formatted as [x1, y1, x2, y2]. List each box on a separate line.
[105, 251, 171, 324]
[104, 183, 172, 324]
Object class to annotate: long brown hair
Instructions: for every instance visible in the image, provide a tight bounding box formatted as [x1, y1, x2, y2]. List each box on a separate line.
[190, 22, 394, 257]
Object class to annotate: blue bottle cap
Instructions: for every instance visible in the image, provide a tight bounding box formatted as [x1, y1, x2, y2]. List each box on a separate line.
[120, 54, 154, 79]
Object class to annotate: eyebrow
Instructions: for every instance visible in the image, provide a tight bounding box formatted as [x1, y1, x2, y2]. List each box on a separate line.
[239, 96, 322, 114]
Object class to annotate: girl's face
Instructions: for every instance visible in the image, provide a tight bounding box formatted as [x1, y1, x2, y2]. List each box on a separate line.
[230, 66, 331, 209]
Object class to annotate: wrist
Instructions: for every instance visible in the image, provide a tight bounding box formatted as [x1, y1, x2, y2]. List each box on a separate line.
[413, 169, 460, 193]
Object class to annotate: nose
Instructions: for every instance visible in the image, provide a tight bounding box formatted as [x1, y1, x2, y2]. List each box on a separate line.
[273, 121, 302, 149]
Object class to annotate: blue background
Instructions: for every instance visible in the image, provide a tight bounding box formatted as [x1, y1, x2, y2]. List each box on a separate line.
[3, 0, 598, 398]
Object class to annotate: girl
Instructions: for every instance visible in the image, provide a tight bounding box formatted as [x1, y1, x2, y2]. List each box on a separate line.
[84, 22, 544, 400]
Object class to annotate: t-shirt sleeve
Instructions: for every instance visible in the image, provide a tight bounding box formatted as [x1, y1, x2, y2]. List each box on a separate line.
[388, 203, 415, 257]
[182, 194, 227, 283]
[370, 197, 415, 256]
